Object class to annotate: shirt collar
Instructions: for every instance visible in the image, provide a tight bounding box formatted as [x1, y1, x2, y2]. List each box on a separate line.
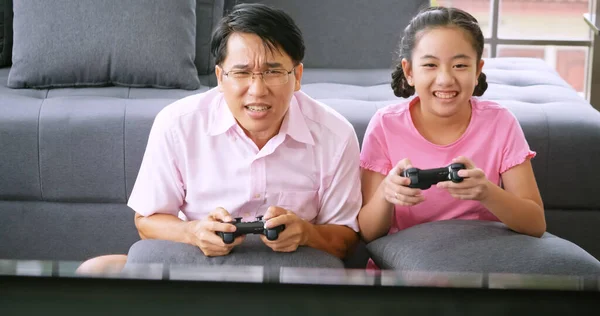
[207, 93, 237, 136]
[279, 93, 315, 146]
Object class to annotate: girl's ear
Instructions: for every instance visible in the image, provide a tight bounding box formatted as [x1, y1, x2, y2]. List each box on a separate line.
[476, 59, 484, 79]
[401, 58, 413, 86]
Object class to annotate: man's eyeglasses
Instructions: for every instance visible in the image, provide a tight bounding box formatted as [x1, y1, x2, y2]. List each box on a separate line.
[223, 67, 296, 86]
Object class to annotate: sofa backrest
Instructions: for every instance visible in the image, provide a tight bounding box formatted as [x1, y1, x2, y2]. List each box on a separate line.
[232, 0, 429, 70]
[195, 0, 225, 76]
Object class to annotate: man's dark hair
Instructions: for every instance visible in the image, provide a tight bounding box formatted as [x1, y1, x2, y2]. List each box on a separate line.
[211, 3, 305, 66]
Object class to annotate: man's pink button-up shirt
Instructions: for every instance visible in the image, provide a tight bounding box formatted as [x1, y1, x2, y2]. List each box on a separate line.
[128, 88, 361, 231]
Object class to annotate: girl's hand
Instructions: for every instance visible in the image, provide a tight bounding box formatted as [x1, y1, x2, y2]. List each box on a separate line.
[382, 158, 425, 206]
[436, 156, 491, 201]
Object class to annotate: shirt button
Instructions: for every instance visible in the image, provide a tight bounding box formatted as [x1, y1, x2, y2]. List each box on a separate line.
[254, 194, 261, 199]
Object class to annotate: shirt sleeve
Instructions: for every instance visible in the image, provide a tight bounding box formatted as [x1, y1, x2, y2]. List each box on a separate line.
[314, 129, 362, 232]
[127, 109, 185, 217]
[499, 110, 537, 174]
[359, 110, 392, 175]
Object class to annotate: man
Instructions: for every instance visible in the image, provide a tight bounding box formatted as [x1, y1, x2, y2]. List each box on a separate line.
[77, 3, 361, 273]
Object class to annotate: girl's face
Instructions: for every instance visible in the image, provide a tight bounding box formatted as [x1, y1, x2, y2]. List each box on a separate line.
[402, 26, 484, 118]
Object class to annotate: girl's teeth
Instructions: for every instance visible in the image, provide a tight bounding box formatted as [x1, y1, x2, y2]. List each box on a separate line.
[434, 92, 457, 99]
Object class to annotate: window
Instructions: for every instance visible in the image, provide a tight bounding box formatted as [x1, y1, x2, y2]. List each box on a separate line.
[498, 45, 588, 93]
[499, 0, 590, 40]
[435, 0, 492, 37]
[435, 0, 592, 97]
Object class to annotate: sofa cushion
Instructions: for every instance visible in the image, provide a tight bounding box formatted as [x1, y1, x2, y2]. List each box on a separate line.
[125, 235, 345, 269]
[366, 219, 600, 275]
[0, 0, 12, 67]
[0, 201, 139, 261]
[545, 209, 600, 261]
[8, 0, 200, 89]
[0, 93, 42, 201]
[0, 66, 211, 204]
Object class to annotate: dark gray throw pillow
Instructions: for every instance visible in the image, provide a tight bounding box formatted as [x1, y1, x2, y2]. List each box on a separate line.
[367, 219, 600, 275]
[0, 0, 12, 67]
[8, 0, 200, 89]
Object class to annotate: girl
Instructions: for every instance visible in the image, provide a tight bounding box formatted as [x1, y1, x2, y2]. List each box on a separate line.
[358, 6, 546, 267]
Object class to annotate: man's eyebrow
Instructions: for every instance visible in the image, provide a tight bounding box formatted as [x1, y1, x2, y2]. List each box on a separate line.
[230, 64, 250, 70]
[265, 62, 283, 68]
[230, 62, 284, 69]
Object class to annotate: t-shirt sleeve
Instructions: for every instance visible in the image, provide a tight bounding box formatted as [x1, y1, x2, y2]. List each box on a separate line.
[127, 109, 185, 217]
[359, 111, 393, 175]
[499, 110, 536, 174]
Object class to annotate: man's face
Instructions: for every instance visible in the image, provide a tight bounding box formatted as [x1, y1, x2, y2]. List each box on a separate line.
[216, 32, 303, 139]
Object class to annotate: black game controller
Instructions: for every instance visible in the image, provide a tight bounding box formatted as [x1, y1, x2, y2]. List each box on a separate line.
[217, 216, 285, 244]
[402, 163, 466, 190]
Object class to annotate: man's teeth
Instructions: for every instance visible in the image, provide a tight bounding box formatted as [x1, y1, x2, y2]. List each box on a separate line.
[434, 92, 458, 99]
[246, 105, 270, 112]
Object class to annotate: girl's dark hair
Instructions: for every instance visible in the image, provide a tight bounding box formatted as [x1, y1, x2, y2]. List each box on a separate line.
[211, 3, 305, 66]
[391, 6, 488, 98]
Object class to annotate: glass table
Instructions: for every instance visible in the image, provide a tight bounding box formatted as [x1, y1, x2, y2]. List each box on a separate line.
[0, 259, 598, 315]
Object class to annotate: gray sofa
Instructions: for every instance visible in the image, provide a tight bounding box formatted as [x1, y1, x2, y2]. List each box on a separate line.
[1, 0, 600, 271]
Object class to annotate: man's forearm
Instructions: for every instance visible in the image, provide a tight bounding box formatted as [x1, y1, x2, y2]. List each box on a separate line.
[134, 213, 193, 245]
[303, 224, 359, 259]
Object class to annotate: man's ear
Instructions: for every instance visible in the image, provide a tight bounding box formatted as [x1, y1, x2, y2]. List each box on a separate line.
[401, 58, 413, 86]
[293, 63, 304, 91]
[215, 65, 224, 92]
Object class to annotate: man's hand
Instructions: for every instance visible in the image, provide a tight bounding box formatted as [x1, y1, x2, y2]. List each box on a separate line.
[261, 206, 310, 252]
[186, 207, 245, 256]
[436, 156, 491, 201]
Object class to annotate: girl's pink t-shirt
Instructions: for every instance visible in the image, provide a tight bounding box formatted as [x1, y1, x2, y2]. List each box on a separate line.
[360, 97, 535, 268]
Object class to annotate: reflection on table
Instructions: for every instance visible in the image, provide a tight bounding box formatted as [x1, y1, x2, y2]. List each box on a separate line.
[0, 259, 598, 292]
